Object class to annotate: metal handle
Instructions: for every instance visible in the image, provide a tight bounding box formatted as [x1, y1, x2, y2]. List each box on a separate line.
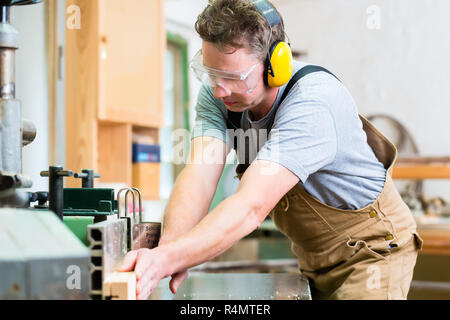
[116, 187, 136, 222]
[40, 170, 73, 177]
[74, 172, 101, 179]
[74, 169, 101, 188]
[117, 187, 131, 219]
[39, 166, 73, 220]
[124, 189, 136, 221]
[132, 188, 143, 224]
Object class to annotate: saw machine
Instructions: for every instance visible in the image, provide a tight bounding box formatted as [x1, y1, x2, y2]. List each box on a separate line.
[0, 0, 160, 300]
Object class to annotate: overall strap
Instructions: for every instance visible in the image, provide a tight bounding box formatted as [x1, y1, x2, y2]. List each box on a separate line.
[226, 65, 340, 130]
[280, 65, 340, 106]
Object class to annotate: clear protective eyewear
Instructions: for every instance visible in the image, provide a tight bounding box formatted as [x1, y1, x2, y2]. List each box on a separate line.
[190, 50, 260, 94]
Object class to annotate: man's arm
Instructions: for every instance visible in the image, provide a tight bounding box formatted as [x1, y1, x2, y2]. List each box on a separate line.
[161, 84, 229, 244]
[155, 136, 228, 294]
[159, 136, 227, 245]
[120, 159, 299, 299]
[161, 160, 299, 270]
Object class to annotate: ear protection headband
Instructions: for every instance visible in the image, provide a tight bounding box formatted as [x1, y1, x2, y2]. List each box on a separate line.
[251, 0, 293, 87]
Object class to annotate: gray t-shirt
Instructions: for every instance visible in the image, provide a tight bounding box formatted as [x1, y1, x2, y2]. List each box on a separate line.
[191, 61, 387, 210]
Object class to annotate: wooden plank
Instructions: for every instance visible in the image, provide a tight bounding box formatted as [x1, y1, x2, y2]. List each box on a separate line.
[418, 229, 450, 256]
[393, 156, 450, 179]
[392, 165, 450, 179]
[97, 0, 165, 127]
[65, 0, 100, 188]
[397, 156, 450, 164]
[103, 272, 136, 300]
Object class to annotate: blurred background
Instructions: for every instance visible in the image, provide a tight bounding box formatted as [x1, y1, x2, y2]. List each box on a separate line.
[9, 0, 450, 299]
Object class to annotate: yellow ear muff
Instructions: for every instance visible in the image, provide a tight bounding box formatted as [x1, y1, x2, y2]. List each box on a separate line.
[267, 41, 294, 88]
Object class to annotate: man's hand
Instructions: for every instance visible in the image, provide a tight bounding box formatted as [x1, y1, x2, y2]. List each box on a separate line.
[118, 248, 168, 300]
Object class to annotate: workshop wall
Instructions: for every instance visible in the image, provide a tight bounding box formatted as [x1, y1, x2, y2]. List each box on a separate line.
[13, 3, 49, 193]
[167, 0, 450, 200]
[275, 0, 450, 198]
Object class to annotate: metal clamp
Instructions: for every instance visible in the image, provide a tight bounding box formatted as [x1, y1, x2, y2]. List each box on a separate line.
[116, 187, 160, 251]
[117, 187, 137, 220]
[40, 166, 73, 220]
[116, 187, 137, 251]
[130, 187, 161, 250]
[74, 169, 101, 188]
[132, 187, 143, 224]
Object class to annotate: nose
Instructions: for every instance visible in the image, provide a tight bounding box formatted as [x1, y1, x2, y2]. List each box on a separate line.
[213, 83, 231, 99]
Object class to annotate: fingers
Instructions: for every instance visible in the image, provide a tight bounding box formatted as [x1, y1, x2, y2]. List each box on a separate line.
[136, 265, 154, 294]
[134, 249, 159, 299]
[137, 279, 157, 300]
[134, 249, 151, 279]
[118, 250, 138, 272]
[119, 248, 164, 300]
[169, 270, 189, 294]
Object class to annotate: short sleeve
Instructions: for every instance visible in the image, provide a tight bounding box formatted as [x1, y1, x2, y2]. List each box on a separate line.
[256, 85, 338, 183]
[191, 86, 229, 144]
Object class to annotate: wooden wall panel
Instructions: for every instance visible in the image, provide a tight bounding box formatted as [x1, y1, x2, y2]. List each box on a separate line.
[97, 122, 132, 185]
[66, 0, 164, 192]
[65, 0, 99, 187]
[97, 0, 165, 127]
[132, 162, 160, 200]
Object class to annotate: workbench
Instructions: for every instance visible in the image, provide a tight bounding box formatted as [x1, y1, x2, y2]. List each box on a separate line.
[150, 273, 311, 300]
[409, 217, 450, 299]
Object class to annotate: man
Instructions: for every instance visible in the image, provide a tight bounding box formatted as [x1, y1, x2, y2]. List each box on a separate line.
[119, 0, 423, 300]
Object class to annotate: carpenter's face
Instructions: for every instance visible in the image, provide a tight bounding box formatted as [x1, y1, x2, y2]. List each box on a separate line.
[202, 41, 267, 112]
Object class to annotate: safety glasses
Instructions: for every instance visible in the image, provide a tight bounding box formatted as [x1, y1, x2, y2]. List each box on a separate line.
[190, 50, 261, 94]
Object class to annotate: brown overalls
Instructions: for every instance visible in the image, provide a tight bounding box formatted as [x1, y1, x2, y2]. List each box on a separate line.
[236, 115, 423, 300]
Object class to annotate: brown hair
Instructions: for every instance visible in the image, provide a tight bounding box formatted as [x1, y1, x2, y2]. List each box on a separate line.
[195, 0, 285, 61]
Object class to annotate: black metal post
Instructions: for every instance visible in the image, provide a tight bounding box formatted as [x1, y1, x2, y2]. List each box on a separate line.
[49, 166, 63, 219]
[74, 169, 100, 188]
[82, 169, 94, 188]
[40, 166, 73, 220]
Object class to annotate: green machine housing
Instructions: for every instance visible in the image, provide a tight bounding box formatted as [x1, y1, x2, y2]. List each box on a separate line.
[62, 188, 118, 247]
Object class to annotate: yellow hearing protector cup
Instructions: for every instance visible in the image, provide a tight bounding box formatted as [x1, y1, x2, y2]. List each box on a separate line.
[266, 40, 294, 87]
[251, 0, 294, 87]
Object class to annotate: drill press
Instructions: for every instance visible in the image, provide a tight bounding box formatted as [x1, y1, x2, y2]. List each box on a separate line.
[0, 1, 91, 300]
[0, 2, 161, 300]
[0, 0, 38, 207]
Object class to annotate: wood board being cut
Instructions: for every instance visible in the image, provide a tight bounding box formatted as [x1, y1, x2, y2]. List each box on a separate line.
[103, 272, 137, 300]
